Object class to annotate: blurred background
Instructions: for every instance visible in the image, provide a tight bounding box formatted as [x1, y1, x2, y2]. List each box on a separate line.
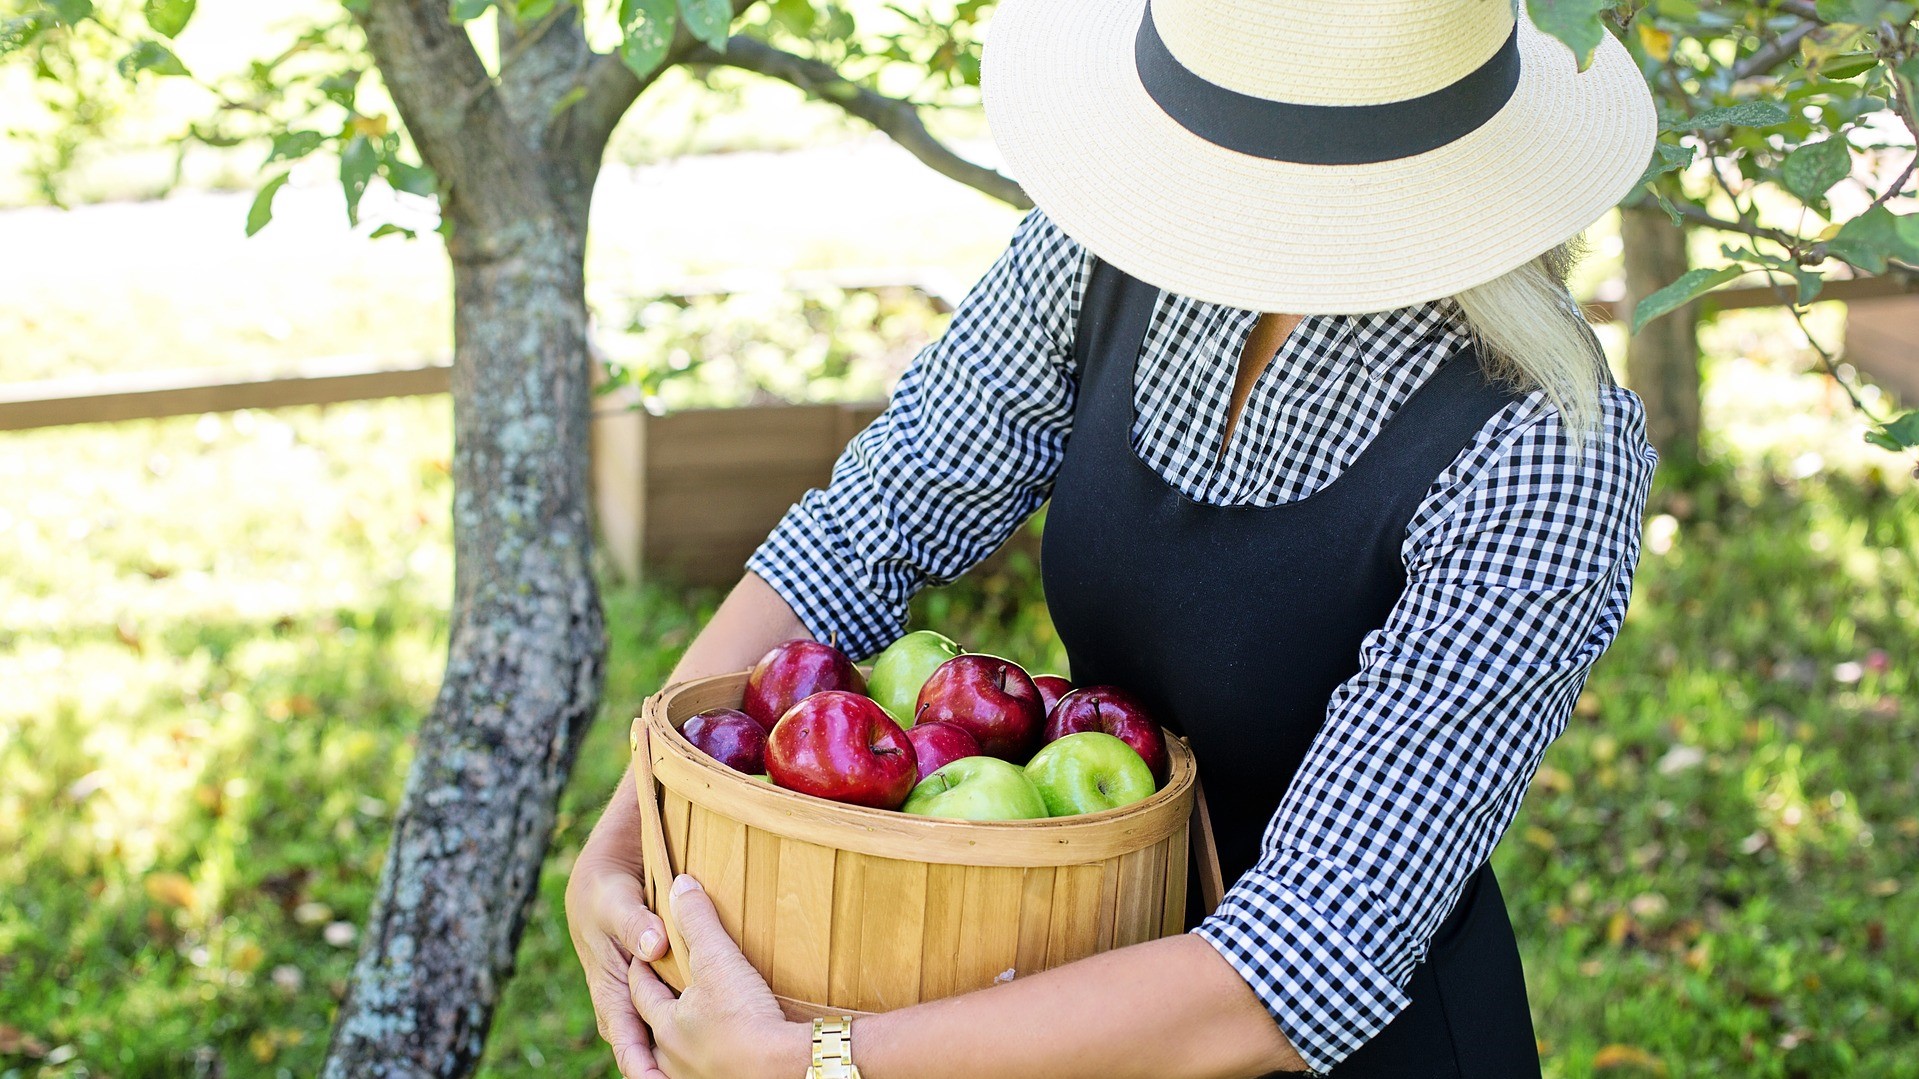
[0, 1, 1915, 1077]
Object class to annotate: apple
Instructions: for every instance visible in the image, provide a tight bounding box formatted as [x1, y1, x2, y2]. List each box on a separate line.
[903, 720, 982, 781]
[867, 629, 967, 727]
[1024, 732, 1157, 816]
[765, 690, 918, 809]
[902, 756, 1047, 821]
[1032, 674, 1075, 717]
[914, 654, 1045, 761]
[681, 707, 767, 774]
[741, 638, 866, 732]
[1042, 686, 1169, 784]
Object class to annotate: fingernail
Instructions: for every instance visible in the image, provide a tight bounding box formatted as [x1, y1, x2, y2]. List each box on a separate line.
[671, 873, 701, 896]
[639, 929, 662, 956]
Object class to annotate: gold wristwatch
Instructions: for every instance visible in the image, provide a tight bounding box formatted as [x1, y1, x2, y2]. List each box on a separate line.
[805, 1016, 861, 1079]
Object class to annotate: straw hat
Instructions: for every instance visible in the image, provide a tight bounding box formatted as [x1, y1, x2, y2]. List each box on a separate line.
[981, 0, 1657, 315]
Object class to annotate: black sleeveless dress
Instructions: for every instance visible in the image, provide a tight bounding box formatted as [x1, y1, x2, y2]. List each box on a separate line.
[1039, 258, 1544, 1077]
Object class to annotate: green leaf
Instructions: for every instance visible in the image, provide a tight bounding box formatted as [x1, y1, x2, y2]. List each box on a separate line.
[1780, 138, 1851, 205]
[383, 156, 437, 198]
[1814, 0, 1906, 24]
[246, 172, 291, 237]
[677, 0, 730, 50]
[618, 0, 676, 77]
[320, 69, 361, 110]
[339, 133, 378, 226]
[369, 223, 417, 240]
[1790, 267, 1824, 307]
[1818, 52, 1878, 80]
[1864, 410, 1919, 451]
[0, 14, 46, 58]
[1825, 205, 1919, 274]
[1635, 141, 1695, 190]
[1662, 101, 1790, 131]
[117, 40, 188, 77]
[142, 0, 193, 38]
[1527, 0, 1609, 72]
[769, 0, 815, 34]
[43, 0, 93, 24]
[515, 0, 556, 21]
[449, 0, 492, 21]
[264, 129, 325, 166]
[1631, 265, 1743, 333]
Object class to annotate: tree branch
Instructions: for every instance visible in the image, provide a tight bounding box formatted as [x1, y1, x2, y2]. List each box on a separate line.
[1732, 18, 1821, 81]
[687, 35, 1030, 209]
[1620, 191, 1804, 250]
[556, 0, 763, 167]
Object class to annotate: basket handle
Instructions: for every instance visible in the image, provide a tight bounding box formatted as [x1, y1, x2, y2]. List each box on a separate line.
[1191, 775, 1226, 918]
[632, 716, 676, 923]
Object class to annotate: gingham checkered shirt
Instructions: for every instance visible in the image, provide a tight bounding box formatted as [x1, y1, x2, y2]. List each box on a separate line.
[746, 207, 1657, 1073]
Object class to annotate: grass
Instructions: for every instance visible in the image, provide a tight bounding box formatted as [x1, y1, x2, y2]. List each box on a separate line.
[1, 322, 1914, 1078]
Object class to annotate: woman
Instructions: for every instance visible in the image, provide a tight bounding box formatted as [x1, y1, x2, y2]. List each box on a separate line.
[568, 0, 1659, 1075]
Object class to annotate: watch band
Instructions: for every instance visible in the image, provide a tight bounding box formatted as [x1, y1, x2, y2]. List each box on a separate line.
[805, 1016, 861, 1079]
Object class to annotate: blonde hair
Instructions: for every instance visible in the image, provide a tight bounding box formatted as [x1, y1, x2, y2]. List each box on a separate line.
[1447, 234, 1608, 441]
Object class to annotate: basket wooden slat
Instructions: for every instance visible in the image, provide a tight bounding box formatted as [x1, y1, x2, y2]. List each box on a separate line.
[635, 668, 1198, 1017]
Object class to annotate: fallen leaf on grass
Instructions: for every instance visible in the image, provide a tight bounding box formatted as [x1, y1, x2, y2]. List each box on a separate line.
[1593, 1044, 1668, 1074]
[0, 1025, 50, 1057]
[145, 872, 198, 911]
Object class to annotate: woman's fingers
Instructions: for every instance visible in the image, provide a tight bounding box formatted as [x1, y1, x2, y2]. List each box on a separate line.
[665, 874, 743, 982]
[601, 871, 670, 963]
[629, 954, 679, 1029]
[589, 961, 661, 1079]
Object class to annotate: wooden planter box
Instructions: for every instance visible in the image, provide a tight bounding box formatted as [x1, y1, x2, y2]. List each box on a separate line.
[590, 395, 1041, 589]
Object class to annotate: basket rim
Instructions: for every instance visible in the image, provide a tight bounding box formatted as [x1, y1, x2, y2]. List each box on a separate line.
[637, 668, 1197, 866]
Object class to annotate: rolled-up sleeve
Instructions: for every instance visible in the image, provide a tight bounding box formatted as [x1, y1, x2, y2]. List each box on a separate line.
[745, 207, 1087, 660]
[1194, 387, 1659, 1073]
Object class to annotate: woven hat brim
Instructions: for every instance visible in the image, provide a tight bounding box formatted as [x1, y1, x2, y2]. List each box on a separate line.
[982, 0, 1657, 315]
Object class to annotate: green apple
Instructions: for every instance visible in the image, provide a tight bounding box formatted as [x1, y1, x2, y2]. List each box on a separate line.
[901, 756, 1047, 821]
[1024, 732, 1156, 817]
[867, 629, 965, 728]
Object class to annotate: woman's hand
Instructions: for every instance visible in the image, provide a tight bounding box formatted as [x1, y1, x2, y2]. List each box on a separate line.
[630, 874, 809, 1079]
[565, 841, 671, 1079]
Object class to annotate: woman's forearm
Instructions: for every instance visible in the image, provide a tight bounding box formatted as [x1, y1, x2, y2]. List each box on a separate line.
[579, 570, 813, 866]
[854, 933, 1307, 1079]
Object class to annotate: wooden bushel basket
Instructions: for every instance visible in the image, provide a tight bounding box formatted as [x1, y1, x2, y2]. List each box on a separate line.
[632, 669, 1200, 1018]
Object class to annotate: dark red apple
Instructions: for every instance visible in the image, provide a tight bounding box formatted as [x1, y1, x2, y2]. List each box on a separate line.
[741, 638, 866, 732]
[914, 654, 1045, 761]
[1032, 674, 1075, 718]
[765, 691, 918, 809]
[1043, 686, 1169, 785]
[681, 707, 767, 774]
[904, 720, 982, 781]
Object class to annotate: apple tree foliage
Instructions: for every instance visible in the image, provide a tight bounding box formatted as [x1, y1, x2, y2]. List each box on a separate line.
[1530, 0, 1919, 455]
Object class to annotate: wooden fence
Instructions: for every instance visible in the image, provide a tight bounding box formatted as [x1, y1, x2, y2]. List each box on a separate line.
[4, 271, 1911, 587]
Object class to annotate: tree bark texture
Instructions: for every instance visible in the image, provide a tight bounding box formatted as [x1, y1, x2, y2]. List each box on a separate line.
[323, 3, 611, 1075]
[1622, 205, 1703, 472]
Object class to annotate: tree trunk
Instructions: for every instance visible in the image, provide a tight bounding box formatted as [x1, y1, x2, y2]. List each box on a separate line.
[322, 197, 606, 1075]
[1622, 205, 1703, 473]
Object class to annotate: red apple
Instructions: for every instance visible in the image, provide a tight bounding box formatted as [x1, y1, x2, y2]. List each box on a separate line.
[904, 720, 982, 781]
[914, 654, 1045, 762]
[1042, 686, 1169, 785]
[741, 638, 866, 732]
[1032, 674, 1075, 718]
[765, 691, 918, 809]
[681, 707, 767, 774]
